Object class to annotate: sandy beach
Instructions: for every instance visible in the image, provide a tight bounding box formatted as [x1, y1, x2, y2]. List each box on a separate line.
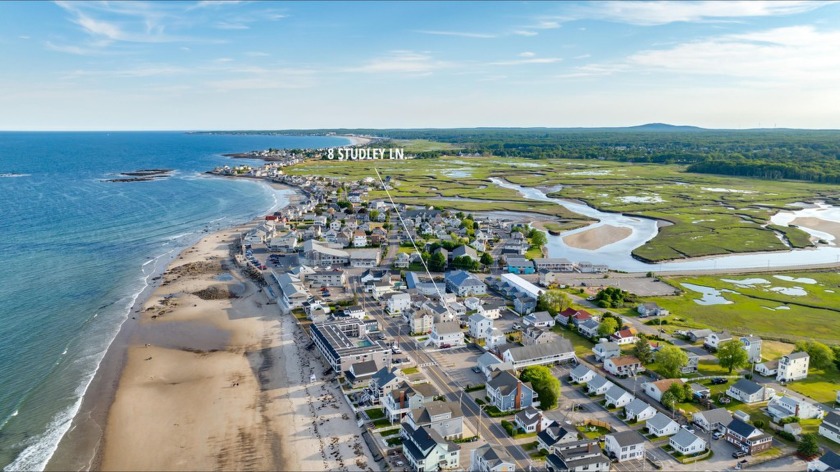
[339, 135, 373, 146]
[96, 225, 377, 471]
[563, 224, 633, 250]
[791, 216, 840, 243]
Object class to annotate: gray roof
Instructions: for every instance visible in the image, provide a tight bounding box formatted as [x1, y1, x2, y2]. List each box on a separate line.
[473, 445, 515, 469]
[605, 384, 630, 401]
[727, 418, 760, 438]
[504, 338, 573, 362]
[579, 318, 601, 330]
[695, 408, 732, 427]
[411, 401, 463, 424]
[526, 311, 553, 323]
[671, 429, 704, 449]
[570, 364, 593, 379]
[731, 378, 763, 396]
[822, 411, 840, 436]
[594, 341, 619, 352]
[817, 451, 840, 471]
[477, 352, 503, 369]
[786, 351, 810, 360]
[515, 407, 542, 426]
[350, 360, 378, 377]
[371, 367, 399, 387]
[608, 430, 645, 447]
[403, 424, 448, 460]
[469, 313, 490, 324]
[647, 412, 677, 431]
[487, 371, 523, 395]
[434, 321, 462, 335]
[445, 270, 484, 287]
[588, 374, 613, 390]
[625, 398, 653, 416]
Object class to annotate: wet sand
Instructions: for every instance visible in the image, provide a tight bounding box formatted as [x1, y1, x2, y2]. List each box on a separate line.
[562, 224, 633, 250]
[791, 216, 840, 242]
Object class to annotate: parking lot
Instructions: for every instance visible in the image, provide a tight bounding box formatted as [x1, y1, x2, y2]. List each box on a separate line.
[426, 345, 486, 388]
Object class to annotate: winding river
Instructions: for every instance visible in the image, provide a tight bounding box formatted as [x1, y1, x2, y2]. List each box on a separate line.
[490, 178, 840, 272]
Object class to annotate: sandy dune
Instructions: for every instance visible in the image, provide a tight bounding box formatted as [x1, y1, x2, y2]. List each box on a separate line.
[562, 224, 633, 250]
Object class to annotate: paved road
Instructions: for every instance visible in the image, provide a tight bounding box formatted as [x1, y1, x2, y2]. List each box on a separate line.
[353, 278, 535, 470]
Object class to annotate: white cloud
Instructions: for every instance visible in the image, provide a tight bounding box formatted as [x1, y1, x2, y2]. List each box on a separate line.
[519, 51, 536, 58]
[512, 30, 538, 36]
[416, 30, 497, 39]
[571, 1, 829, 26]
[349, 51, 452, 74]
[488, 57, 562, 66]
[627, 25, 840, 85]
[214, 21, 249, 30]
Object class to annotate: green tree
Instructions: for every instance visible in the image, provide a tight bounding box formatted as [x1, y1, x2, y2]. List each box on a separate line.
[369, 210, 379, 221]
[661, 391, 678, 412]
[536, 290, 571, 316]
[797, 433, 820, 458]
[717, 340, 750, 374]
[656, 346, 688, 378]
[520, 366, 561, 410]
[666, 382, 686, 403]
[480, 252, 494, 266]
[429, 251, 447, 272]
[597, 318, 619, 338]
[529, 229, 547, 248]
[633, 334, 654, 364]
[795, 341, 834, 370]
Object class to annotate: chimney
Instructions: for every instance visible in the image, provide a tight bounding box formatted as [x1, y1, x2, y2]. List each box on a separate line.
[536, 412, 544, 433]
[400, 389, 406, 409]
[515, 380, 522, 410]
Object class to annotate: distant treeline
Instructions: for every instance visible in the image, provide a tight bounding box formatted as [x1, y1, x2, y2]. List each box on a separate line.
[205, 126, 840, 183]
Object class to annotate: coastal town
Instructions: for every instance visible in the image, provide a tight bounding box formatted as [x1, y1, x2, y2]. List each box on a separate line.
[195, 156, 840, 472]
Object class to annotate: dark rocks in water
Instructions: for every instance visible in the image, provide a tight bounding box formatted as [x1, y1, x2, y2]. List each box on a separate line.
[103, 169, 173, 182]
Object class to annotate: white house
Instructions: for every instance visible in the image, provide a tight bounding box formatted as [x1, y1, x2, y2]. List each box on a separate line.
[604, 431, 645, 462]
[522, 311, 555, 329]
[514, 407, 552, 434]
[410, 310, 434, 335]
[604, 356, 642, 377]
[624, 398, 657, 422]
[777, 351, 810, 382]
[593, 341, 620, 362]
[740, 335, 763, 363]
[401, 424, 460, 472]
[704, 331, 732, 350]
[611, 328, 638, 346]
[468, 313, 493, 340]
[587, 375, 614, 396]
[646, 413, 680, 437]
[605, 385, 634, 409]
[818, 411, 840, 445]
[808, 451, 840, 472]
[669, 429, 707, 456]
[470, 444, 515, 472]
[387, 293, 412, 314]
[428, 321, 465, 348]
[642, 379, 684, 404]
[692, 408, 733, 433]
[767, 395, 823, 421]
[569, 365, 595, 384]
[755, 360, 779, 377]
[353, 230, 368, 247]
[726, 379, 772, 404]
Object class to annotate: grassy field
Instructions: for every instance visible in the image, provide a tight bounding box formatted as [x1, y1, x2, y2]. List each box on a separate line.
[640, 272, 840, 344]
[285, 156, 839, 262]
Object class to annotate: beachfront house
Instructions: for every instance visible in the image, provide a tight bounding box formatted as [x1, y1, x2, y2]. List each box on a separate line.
[428, 321, 465, 348]
[406, 401, 465, 440]
[546, 439, 610, 472]
[383, 382, 438, 422]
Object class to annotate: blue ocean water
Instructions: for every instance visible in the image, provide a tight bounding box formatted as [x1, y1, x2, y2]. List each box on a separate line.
[0, 132, 347, 470]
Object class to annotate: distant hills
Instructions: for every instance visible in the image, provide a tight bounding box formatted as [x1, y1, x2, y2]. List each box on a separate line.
[626, 123, 705, 131]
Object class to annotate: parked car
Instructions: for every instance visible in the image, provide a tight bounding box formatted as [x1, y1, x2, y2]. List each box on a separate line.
[712, 431, 723, 440]
[732, 450, 748, 459]
[711, 377, 728, 385]
[471, 366, 481, 374]
[440, 343, 451, 349]
[681, 425, 696, 434]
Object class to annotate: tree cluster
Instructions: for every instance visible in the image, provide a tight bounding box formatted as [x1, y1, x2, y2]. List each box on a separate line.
[520, 366, 561, 411]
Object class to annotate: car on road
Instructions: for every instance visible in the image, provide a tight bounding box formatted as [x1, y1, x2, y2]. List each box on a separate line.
[712, 431, 723, 440]
[681, 425, 695, 434]
[512, 323, 522, 330]
[732, 450, 748, 459]
[710, 377, 728, 385]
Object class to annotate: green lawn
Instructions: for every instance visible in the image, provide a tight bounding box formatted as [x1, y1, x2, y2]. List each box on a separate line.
[787, 367, 840, 404]
[401, 367, 419, 375]
[641, 272, 840, 344]
[365, 408, 386, 420]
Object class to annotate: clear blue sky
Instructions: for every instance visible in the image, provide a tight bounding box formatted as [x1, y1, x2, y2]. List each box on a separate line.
[2, 1, 839, 130]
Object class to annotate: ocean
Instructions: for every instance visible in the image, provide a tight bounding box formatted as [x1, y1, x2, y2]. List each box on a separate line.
[0, 132, 348, 470]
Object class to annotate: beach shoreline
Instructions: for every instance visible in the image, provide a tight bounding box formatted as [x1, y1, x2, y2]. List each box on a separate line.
[47, 180, 376, 472]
